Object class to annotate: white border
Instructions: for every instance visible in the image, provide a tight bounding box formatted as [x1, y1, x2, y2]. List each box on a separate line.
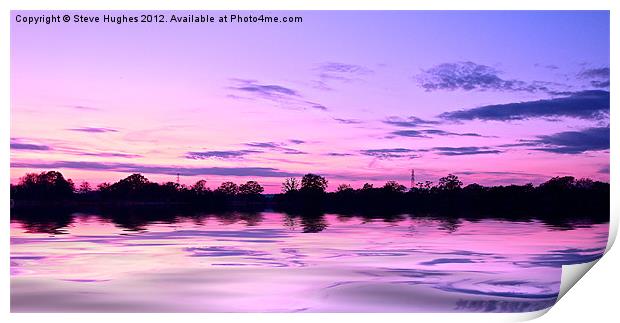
[1, 1, 617, 322]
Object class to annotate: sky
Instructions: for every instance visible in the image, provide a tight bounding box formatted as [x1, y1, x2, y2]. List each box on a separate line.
[10, 11, 610, 193]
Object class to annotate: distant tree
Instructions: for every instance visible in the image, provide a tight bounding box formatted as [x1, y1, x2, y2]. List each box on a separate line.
[78, 181, 91, 194]
[161, 181, 181, 192]
[42, 171, 75, 194]
[18, 173, 38, 187]
[438, 174, 463, 190]
[282, 177, 300, 193]
[539, 176, 575, 191]
[361, 183, 374, 190]
[16, 171, 75, 199]
[575, 178, 594, 189]
[97, 182, 111, 192]
[383, 181, 406, 193]
[336, 184, 354, 193]
[416, 181, 434, 190]
[239, 181, 264, 195]
[463, 183, 485, 192]
[191, 179, 209, 194]
[113, 173, 150, 193]
[216, 181, 239, 195]
[301, 174, 328, 193]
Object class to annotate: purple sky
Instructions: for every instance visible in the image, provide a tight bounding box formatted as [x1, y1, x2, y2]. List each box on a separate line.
[11, 11, 610, 192]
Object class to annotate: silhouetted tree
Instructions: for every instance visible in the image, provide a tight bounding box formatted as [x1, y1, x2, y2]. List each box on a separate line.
[239, 181, 264, 195]
[215, 181, 239, 195]
[97, 182, 111, 192]
[111, 173, 150, 196]
[463, 183, 485, 193]
[78, 181, 91, 194]
[415, 181, 434, 191]
[301, 174, 328, 194]
[282, 177, 300, 193]
[383, 181, 406, 193]
[575, 178, 595, 189]
[336, 184, 354, 193]
[13, 171, 74, 199]
[192, 179, 209, 194]
[161, 181, 181, 195]
[10, 170, 610, 223]
[539, 176, 575, 191]
[438, 174, 463, 190]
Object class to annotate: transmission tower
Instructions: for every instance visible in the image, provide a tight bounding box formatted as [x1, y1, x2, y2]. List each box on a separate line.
[410, 169, 415, 188]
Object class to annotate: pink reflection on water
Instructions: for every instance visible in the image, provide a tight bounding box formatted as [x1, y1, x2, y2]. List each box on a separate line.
[10, 213, 608, 312]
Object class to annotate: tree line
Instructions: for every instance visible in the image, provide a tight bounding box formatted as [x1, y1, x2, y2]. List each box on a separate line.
[10, 171, 610, 220]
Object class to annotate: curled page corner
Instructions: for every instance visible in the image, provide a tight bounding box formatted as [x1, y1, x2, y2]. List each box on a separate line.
[513, 259, 602, 321]
[550, 213, 616, 307]
[557, 260, 599, 301]
[509, 307, 552, 321]
[520, 214, 616, 321]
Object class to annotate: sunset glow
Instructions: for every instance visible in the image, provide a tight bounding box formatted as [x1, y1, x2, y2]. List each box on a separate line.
[11, 11, 610, 193]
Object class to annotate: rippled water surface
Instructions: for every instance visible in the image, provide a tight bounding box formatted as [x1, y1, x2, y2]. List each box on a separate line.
[10, 211, 608, 312]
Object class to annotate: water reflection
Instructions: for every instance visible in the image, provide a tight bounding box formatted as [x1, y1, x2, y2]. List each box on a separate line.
[10, 208, 608, 313]
[12, 206, 604, 235]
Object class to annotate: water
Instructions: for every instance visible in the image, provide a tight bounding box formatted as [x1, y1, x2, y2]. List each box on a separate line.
[10, 210, 608, 312]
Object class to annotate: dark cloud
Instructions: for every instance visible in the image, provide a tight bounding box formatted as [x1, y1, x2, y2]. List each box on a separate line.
[10, 143, 51, 151]
[419, 258, 475, 266]
[318, 62, 373, 75]
[325, 152, 355, 157]
[229, 79, 327, 111]
[599, 165, 610, 174]
[439, 90, 609, 121]
[67, 127, 118, 133]
[432, 146, 502, 156]
[280, 149, 307, 155]
[11, 138, 141, 158]
[416, 61, 548, 92]
[313, 62, 373, 91]
[288, 139, 305, 144]
[245, 142, 279, 148]
[310, 104, 328, 111]
[390, 130, 428, 138]
[231, 80, 299, 97]
[360, 146, 502, 158]
[77, 152, 142, 158]
[333, 117, 363, 124]
[11, 160, 300, 178]
[422, 130, 483, 137]
[534, 63, 559, 70]
[391, 129, 484, 138]
[456, 170, 541, 177]
[578, 67, 610, 89]
[71, 105, 99, 111]
[590, 80, 610, 88]
[244, 142, 307, 155]
[317, 62, 373, 82]
[360, 148, 419, 159]
[186, 150, 261, 160]
[10, 138, 53, 151]
[578, 67, 610, 79]
[526, 126, 609, 154]
[383, 116, 440, 127]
